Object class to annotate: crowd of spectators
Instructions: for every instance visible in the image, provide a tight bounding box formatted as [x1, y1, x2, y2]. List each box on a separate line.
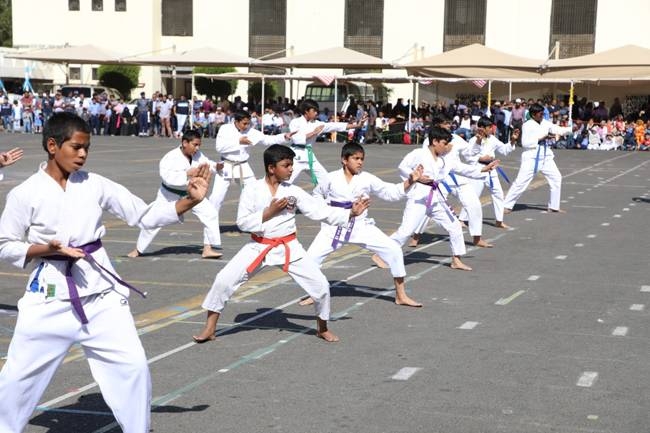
[2, 88, 650, 152]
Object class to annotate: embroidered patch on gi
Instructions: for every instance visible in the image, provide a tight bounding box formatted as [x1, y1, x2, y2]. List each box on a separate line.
[46, 284, 56, 298]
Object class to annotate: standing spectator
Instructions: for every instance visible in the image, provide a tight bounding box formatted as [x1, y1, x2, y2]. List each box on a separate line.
[41, 92, 54, 124]
[609, 97, 623, 119]
[0, 97, 12, 132]
[509, 98, 525, 145]
[159, 94, 173, 138]
[136, 92, 150, 137]
[20, 91, 34, 134]
[88, 95, 102, 135]
[365, 100, 378, 144]
[173, 95, 190, 138]
[12, 100, 22, 133]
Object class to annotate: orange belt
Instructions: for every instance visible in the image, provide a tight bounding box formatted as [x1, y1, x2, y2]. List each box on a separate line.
[247, 233, 297, 273]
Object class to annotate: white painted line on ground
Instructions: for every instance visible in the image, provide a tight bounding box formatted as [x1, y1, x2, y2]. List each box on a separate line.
[527, 275, 540, 281]
[623, 208, 630, 211]
[555, 255, 567, 260]
[601, 222, 610, 226]
[495, 290, 527, 306]
[587, 234, 597, 238]
[612, 326, 628, 336]
[630, 304, 645, 311]
[613, 214, 621, 218]
[568, 196, 575, 199]
[574, 243, 584, 247]
[587, 415, 599, 421]
[218, 369, 229, 373]
[578, 191, 584, 194]
[525, 218, 535, 221]
[391, 367, 421, 381]
[641, 285, 650, 292]
[576, 371, 599, 387]
[458, 321, 479, 330]
[629, 203, 636, 206]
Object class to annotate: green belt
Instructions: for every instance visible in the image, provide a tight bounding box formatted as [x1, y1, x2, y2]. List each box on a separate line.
[161, 183, 187, 197]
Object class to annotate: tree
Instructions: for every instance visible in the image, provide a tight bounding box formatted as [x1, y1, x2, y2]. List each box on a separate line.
[98, 65, 141, 99]
[0, 0, 12, 47]
[193, 66, 237, 99]
[248, 81, 277, 103]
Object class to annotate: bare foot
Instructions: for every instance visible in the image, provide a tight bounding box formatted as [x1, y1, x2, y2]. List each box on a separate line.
[316, 330, 340, 342]
[371, 254, 389, 269]
[495, 221, 511, 229]
[127, 249, 140, 258]
[503, 208, 512, 214]
[474, 239, 494, 248]
[202, 246, 223, 259]
[450, 257, 472, 271]
[298, 297, 315, 306]
[192, 331, 216, 344]
[395, 295, 423, 308]
[547, 208, 566, 213]
[408, 234, 420, 247]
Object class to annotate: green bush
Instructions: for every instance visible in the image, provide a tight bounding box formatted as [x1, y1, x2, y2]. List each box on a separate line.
[248, 81, 277, 102]
[193, 66, 237, 99]
[98, 65, 140, 99]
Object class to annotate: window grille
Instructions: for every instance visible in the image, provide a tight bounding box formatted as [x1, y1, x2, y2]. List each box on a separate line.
[443, 0, 486, 51]
[92, 0, 103, 11]
[550, 0, 597, 58]
[115, 0, 126, 12]
[68, 0, 79, 11]
[249, 0, 286, 75]
[162, 0, 193, 37]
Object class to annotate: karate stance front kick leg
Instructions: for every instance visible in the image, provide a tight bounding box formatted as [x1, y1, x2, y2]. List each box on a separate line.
[193, 246, 339, 343]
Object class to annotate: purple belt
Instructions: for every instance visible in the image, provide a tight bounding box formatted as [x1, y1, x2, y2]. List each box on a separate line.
[330, 200, 355, 249]
[424, 181, 456, 223]
[48, 239, 147, 324]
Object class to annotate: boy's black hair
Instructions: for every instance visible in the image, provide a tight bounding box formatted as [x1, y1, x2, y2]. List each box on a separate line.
[264, 144, 295, 173]
[182, 129, 202, 142]
[341, 142, 364, 159]
[431, 113, 452, 126]
[428, 126, 452, 143]
[477, 116, 494, 128]
[298, 98, 319, 115]
[528, 103, 545, 116]
[42, 112, 91, 152]
[233, 110, 251, 122]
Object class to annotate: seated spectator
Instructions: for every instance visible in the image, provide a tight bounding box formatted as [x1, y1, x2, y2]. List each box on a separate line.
[587, 127, 601, 150]
[634, 119, 646, 148]
[639, 132, 650, 151]
[600, 133, 620, 151]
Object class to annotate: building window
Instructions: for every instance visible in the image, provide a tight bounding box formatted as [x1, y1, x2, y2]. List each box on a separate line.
[92, 68, 99, 81]
[69, 67, 81, 81]
[162, 0, 193, 36]
[344, 0, 384, 59]
[68, 0, 80, 11]
[550, 0, 597, 58]
[92, 0, 103, 11]
[115, 0, 127, 11]
[249, 0, 286, 75]
[443, 0, 486, 51]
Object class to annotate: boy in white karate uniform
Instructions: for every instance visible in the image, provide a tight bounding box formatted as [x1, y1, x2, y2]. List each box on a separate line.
[504, 103, 572, 213]
[305, 142, 424, 307]
[128, 129, 224, 259]
[209, 110, 293, 212]
[0, 112, 210, 433]
[459, 116, 519, 229]
[288, 99, 362, 186]
[387, 126, 498, 271]
[409, 115, 490, 248]
[193, 144, 369, 344]
[0, 147, 23, 181]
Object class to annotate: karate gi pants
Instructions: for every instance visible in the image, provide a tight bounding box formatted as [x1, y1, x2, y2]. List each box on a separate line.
[201, 243, 332, 320]
[391, 197, 466, 256]
[308, 222, 406, 278]
[0, 290, 151, 433]
[504, 153, 562, 211]
[135, 189, 221, 253]
[460, 171, 506, 223]
[288, 155, 329, 186]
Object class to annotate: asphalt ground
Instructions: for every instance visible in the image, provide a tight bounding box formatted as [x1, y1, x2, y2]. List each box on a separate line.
[0, 133, 649, 433]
